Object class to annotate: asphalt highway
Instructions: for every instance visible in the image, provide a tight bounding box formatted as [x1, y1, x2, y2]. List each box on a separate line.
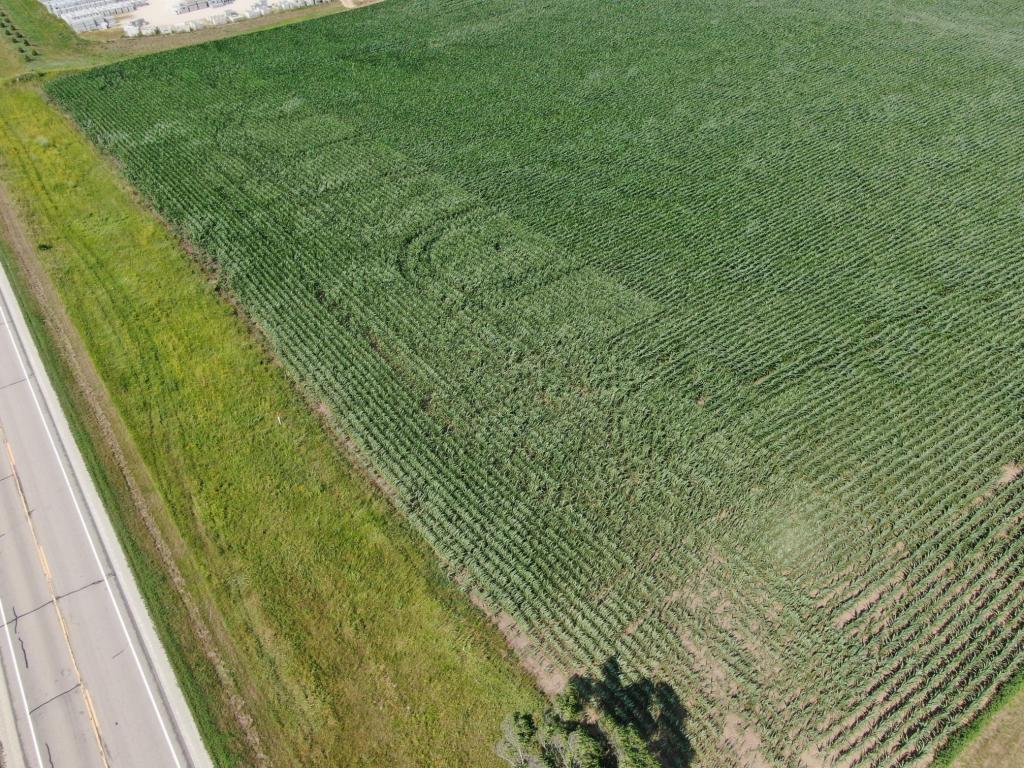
[0, 262, 211, 768]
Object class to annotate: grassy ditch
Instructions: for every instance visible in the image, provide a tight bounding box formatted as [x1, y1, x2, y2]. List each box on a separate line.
[0, 80, 539, 767]
[0, 197, 242, 764]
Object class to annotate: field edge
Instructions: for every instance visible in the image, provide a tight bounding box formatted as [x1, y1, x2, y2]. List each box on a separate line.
[0, 137, 256, 768]
[936, 667, 1024, 768]
[0, 78, 543, 767]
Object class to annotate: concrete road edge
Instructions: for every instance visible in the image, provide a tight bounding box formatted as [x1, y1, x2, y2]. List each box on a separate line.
[0, 645, 28, 768]
[0, 260, 213, 768]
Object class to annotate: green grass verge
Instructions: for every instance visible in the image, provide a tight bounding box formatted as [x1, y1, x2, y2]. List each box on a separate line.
[935, 669, 1024, 767]
[0, 226, 243, 765]
[0, 80, 540, 767]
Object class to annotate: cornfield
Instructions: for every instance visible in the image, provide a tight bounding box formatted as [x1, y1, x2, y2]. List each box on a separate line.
[48, 0, 1024, 765]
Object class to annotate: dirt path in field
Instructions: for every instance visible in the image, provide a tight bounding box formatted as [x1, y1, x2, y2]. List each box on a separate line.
[0, 178, 269, 766]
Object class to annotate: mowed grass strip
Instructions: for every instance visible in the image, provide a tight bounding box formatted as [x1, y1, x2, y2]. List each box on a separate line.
[0, 217, 250, 764]
[0, 81, 539, 767]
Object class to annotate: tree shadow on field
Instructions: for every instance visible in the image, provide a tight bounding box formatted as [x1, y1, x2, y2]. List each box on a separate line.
[567, 656, 692, 768]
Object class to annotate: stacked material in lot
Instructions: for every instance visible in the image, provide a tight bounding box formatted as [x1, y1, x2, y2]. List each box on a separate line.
[43, 0, 146, 30]
[174, 0, 231, 15]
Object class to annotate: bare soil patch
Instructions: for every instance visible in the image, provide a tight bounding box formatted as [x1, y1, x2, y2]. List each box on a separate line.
[468, 591, 568, 696]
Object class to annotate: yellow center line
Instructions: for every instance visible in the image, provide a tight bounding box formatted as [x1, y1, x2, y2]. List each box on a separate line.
[1, 427, 111, 768]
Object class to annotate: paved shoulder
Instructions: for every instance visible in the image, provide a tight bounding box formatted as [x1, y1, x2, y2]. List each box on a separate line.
[0, 261, 212, 768]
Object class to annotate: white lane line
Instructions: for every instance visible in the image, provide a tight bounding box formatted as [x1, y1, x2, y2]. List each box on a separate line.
[0, 296, 185, 768]
[4, 436, 112, 768]
[0, 587, 44, 768]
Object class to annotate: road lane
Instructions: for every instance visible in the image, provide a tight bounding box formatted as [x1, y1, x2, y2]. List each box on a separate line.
[0, 262, 211, 768]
